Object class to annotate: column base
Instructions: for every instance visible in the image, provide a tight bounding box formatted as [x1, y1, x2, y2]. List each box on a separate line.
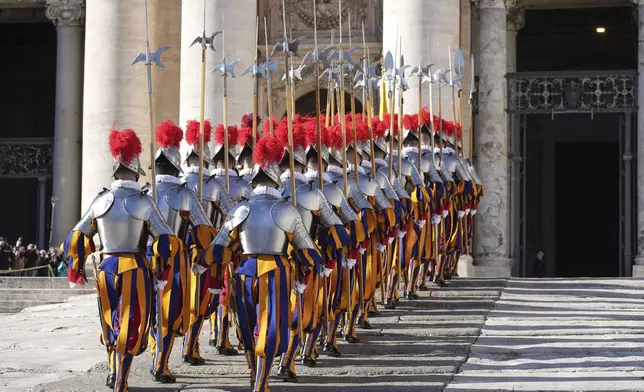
[457, 255, 475, 277]
[633, 264, 644, 277]
[470, 257, 512, 278]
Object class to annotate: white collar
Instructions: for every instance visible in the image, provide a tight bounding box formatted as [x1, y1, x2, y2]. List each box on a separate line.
[434, 147, 455, 155]
[348, 164, 366, 175]
[305, 170, 332, 183]
[327, 165, 343, 176]
[210, 168, 238, 177]
[402, 146, 419, 156]
[111, 180, 141, 191]
[156, 174, 183, 185]
[280, 171, 309, 184]
[183, 165, 203, 175]
[421, 145, 434, 153]
[239, 167, 255, 176]
[374, 158, 389, 168]
[252, 185, 283, 199]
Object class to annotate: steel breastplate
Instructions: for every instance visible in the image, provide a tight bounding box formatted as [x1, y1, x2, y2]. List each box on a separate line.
[95, 188, 148, 253]
[238, 195, 289, 255]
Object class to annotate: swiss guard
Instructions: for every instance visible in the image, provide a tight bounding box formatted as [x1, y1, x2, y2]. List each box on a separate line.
[203, 134, 323, 392]
[62, 126, 184, 392]
[145, 120, 211, 383]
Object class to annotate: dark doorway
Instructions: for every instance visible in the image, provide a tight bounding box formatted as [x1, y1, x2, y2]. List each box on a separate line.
[294, 89, 363, 118]
[0, 179, 39, 246]
[554, 142, 619, 277]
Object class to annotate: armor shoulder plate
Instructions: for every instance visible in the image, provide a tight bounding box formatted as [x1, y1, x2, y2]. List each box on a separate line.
[164, 184, 192, 212]
[224, 200, 251, 232]
[270, 201, 302, 234]
[358, 175, 379, 197]
[296, 184, 323, 212]
[92, 191, 115, 218]
[375, 169, 399, 201]
[123, 192, 155, 221]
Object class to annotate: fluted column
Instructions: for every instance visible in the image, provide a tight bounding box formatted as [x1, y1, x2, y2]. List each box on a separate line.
[46, 0, 84, 247]
[632, 0, 644, 275]
[382, 0, 460, 118]
[80, 0, 181, 213]
[472, 0, 512, 277]
[179, 0, 255, 157]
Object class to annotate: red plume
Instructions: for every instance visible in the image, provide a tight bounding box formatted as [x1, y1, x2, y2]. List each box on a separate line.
[274, 121, 308, 149]
[371, 118, 387, 140]
[355, 115, 370, 143]
[304, 119, 332, 148]
[109, 126, 142, 164]
[185, 120, 212, 146]
[253, 135, 285, 167]
[241, 113, 261, 129]
[455, 122, 462, 139]
[443, 119, 454, 136]
[263, 118, 279, 135]
[238, 127, 257, 147]
[403, 114, 419, 132]
[155, 120, 183, 148]
[327, 124, 343, 149]
[215, 124, 239, 145]
[433, 115, 441, 131]
[421, 107, 431, 127]
[383, 113, 399, 136]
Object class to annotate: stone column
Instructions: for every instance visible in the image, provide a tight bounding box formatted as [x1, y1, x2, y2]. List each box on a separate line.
[45, 0, 84, 249]
[506, 5, 524, 73]
[37, 177, 47, 249]
[382, 0, 460, 118]
[81, 0, 181, 213]
[632, 0, 644, 275]
[179, 0, 255, 157]
[472, 0, 512, 277]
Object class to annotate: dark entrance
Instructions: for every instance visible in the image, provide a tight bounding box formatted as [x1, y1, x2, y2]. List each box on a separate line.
[554, 142, 619, 277]
[509, 5, 637, 277]
[294, 89, 363, 117]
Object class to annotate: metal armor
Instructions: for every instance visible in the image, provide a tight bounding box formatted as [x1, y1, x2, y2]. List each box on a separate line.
[73, 187, 173, 254]
[215, 175, 253, 203]
[213, 193, 317, 255]
[331, 172, 374, 211]
[374, 167, 400, 201]
[320, 182, 360, 224]
[373, 160, 411, 200]
[294, 183, 343, 235]
[183, 169, 235, 222]
[357, 172, 393, 210]
[144, 180, 211, 240]
[391, 154, 424, 190]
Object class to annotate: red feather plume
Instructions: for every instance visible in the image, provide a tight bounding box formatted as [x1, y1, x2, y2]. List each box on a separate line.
[263, 118, 279, 135]
[382, 113, 399, 136]
[355, 115, 370, 143]
[109, 126, 142, 164]
[275, 121, 308, 149]
[421, 107, 431, 127]
[185, 120, 212, 146]
[253, 135, 285, 167]
[371, 118, 387, 140]
[403, 114, 419, 132]
[155, 120, 183, 148]
[215, 124, 239, 145]
[238, 127, 257, 146]
[327, 124, 343, 149]
[433, 115, 441, 131]
[241, 113, 261, 129]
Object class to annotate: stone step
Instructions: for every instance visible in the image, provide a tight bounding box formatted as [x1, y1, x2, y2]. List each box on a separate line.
[0, 277, 95, 289]
[0, 288, 95, 302]
[0, 299, 62, 313]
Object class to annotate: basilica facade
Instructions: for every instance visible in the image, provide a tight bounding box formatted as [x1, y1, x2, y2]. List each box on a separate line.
[0, 0, 638, 278]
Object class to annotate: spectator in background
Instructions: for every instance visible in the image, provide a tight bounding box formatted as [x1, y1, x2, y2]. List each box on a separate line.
[36, 249, 50, 277]
[23, 244, 39, 277]
[532, 251, 545, 278]
[0, 238, 12, 276]
[13, 247, 25, 276]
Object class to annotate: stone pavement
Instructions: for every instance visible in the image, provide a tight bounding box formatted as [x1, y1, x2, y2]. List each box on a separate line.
[2, 278, 644, 392]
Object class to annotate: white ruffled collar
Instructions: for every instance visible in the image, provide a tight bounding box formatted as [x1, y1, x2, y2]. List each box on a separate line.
[111, 180, 141, 191]
[434, 147, 455, 155]
[239, 168, 255, 177]
[156, 174, 183, 185]
[305, 170, 332, 183]
[421, 145, 434, 153]
[348, 164, 366, 175]
[280, 171, 309, 184]
[374, 158, 389, 168]
[402, 146, 420, 156]
[252, 185, 283, 199]
[210, 168, 238, 177]
[183, 165, 203, 175]
[327, 165, 344, 176]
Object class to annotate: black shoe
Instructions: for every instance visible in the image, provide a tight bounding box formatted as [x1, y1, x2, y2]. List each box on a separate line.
[322, 343, 341, 357]
[417, 285, 429, 291]
[358, 318, 373, 330]
[217, 346, 239, 356]
[444, 273, 452, 281]
[434, 277, 448, 287]
[152, 371, 176, 384]
[301, 356, 317, 367]
[368, 309, 381, 317]
[276, 366, 299, 382]
[406, 292, 419, 300]
[452, 272, 459, 278]
[106, 374, 116, 389]
[394, 297, 400, 303]
[182, 356, 206, 366]
[384, 299, 396, 310]
[346, 335, 360, 344]
[208, 339, 217, 347]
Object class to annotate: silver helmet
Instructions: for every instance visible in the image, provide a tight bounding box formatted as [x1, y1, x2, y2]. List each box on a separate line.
[154, 120, 184, 173]
[109, 127, 146, 177]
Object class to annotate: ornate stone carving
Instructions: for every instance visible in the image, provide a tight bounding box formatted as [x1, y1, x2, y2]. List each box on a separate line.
[0, 139, 53, 176]
[506, 5, 525, 31]
[287, 0, 367, 30]
[507, 72, 638, 113]
[45, 0, 84, 27]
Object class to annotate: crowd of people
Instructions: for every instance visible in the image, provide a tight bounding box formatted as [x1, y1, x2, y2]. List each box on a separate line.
[0, 237, 67, 277]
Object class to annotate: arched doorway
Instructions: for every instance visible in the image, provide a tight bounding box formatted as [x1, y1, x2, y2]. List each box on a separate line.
[293, 89, 363, 117]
